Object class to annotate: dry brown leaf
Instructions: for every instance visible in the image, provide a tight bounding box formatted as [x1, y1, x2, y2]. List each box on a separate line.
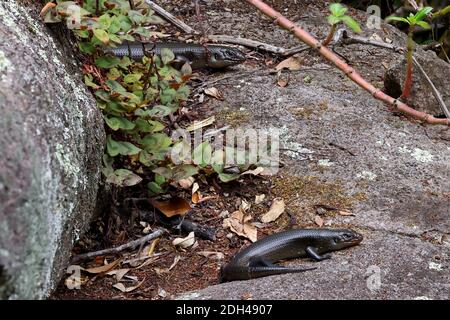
[185, 116, 216, 131]
[240, 199, 251, 212]
[277, 76, 289, 88]
[261, 198, 285, 223]
[242, 167, 265, 176]
[255, 194, 266, 204]
[223, 210, 257, 242]
[204, 87, 224, 100]
[172, 232, 196, 248]
[192, 191, 201, 204]
[148, 197, 191, 218]
[275, 56, 303, 71]
[339, 210, 355, 216]
[168, 255, 181, 271]
[314, 215, 324, 227]
[106, 268, 130, 282]
[112, 278, 145, 293]
[178, 177, 195, 189]
[82, 259, 121, 274]
[197, 251, 224, 260]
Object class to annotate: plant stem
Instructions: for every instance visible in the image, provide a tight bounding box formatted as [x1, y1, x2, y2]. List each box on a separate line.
[245, 0, 448, 126]
[323, 24, 337, 46]
[401, 25, 414, 100]
[433, 5, 450, 18]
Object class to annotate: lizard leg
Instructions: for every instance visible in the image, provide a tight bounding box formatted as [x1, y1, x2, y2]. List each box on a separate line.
[306, 247, 332, 261]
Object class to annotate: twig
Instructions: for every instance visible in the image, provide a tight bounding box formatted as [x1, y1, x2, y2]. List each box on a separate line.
[412, 56, 450, 118]
[208, 35, 309, 56]
[246, 0, 449, 126]
[145, 0, 198, 34]
[71, 229, 166, 263]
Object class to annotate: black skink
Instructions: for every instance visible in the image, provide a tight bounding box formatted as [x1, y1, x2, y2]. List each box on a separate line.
[220, 228, 363, 282]
[104, 42, 246, 69]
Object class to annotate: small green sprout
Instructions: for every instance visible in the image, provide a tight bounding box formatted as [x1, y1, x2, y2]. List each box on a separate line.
[386, 7, 434, 100]
[323, 3, 362, 46]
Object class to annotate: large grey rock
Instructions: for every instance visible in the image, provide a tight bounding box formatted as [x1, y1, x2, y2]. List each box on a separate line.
[0, 1, 105, 299]
[384, 50, 450, 116]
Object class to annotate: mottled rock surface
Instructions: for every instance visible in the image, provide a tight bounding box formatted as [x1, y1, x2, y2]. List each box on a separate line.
[0, 1, 105, 299]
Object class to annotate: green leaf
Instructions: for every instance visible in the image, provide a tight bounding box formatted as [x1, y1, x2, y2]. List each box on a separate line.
[135, 119, 165, 133]
[97, 14, 112, 30]
[161, 48, 175, 65]
[327, 15, 341, 25]
[135, 105, 173, 118]
[106, 135, 141, 156]
[105, 116, 136, 131]
[106, 67, 121, 80]
[416, 21, 431, 29]
[106, 169, 142, 187]
[173, 165, 199, 181]
[93, 29, 109, 45]
[341, 15, 362, 33]
[330, 3, 347, 17]
[386, 16, 410, 24]
[218, 173, 240, 183]
[148, 181, 164, 195]
[84, 75, 100, 89]
[153, 167, 173, 180]
[128, 10, 145, 24]
[79, 41, 95, 54]
[123, 73, 142, 83]
[193, 142, 212, 167]
[141, 133, 172, 154]
[95, 55, 121, 68]
[415, 6, 433, 22]
[108, 16, 122, 34]
[155, 174, 166, 185]
[134, 27, 151, 38]
[106, 79, 127, 94]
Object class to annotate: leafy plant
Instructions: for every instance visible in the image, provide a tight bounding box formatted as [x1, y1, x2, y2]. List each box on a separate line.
[323, 3, 362, 46]
[386, 7, 434, 100]
[41, 0, 262, 196]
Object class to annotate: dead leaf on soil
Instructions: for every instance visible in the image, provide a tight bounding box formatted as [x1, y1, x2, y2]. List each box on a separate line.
[204, 87, 224, 100]
[314, 215, 324, 227]
[255, 194, 266, 204]
[277, 76, 289, 88]
[185, 116, 216, 132]
[223, 210, 257, 242]
[106, 268, 130, 282]
[148, 197, 191, 218]
[178, 176, 195, 189]
[172, 232, 196, 248]
[197, 251, 224, 260]
[275, 56, 303, 71]
[82, 259, 121, 274]
[242, 167, 265, 176]
[192, 191, 201, 204]
[112, 278, 145, 293]
[261, 198, 285, 223]
[339, 210, 355, 216]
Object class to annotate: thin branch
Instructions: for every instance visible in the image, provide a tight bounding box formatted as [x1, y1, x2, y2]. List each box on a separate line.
[144, 0, 198, 34]
[71, 229, 166, 263]
[246, 0, 449, 126]
[209, 35, 309, 56]
[412, 56, 450, 118]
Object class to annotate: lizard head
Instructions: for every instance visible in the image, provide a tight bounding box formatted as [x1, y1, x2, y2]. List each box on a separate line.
[330, 229, 363, 250]
[208, 46, 246, 68]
